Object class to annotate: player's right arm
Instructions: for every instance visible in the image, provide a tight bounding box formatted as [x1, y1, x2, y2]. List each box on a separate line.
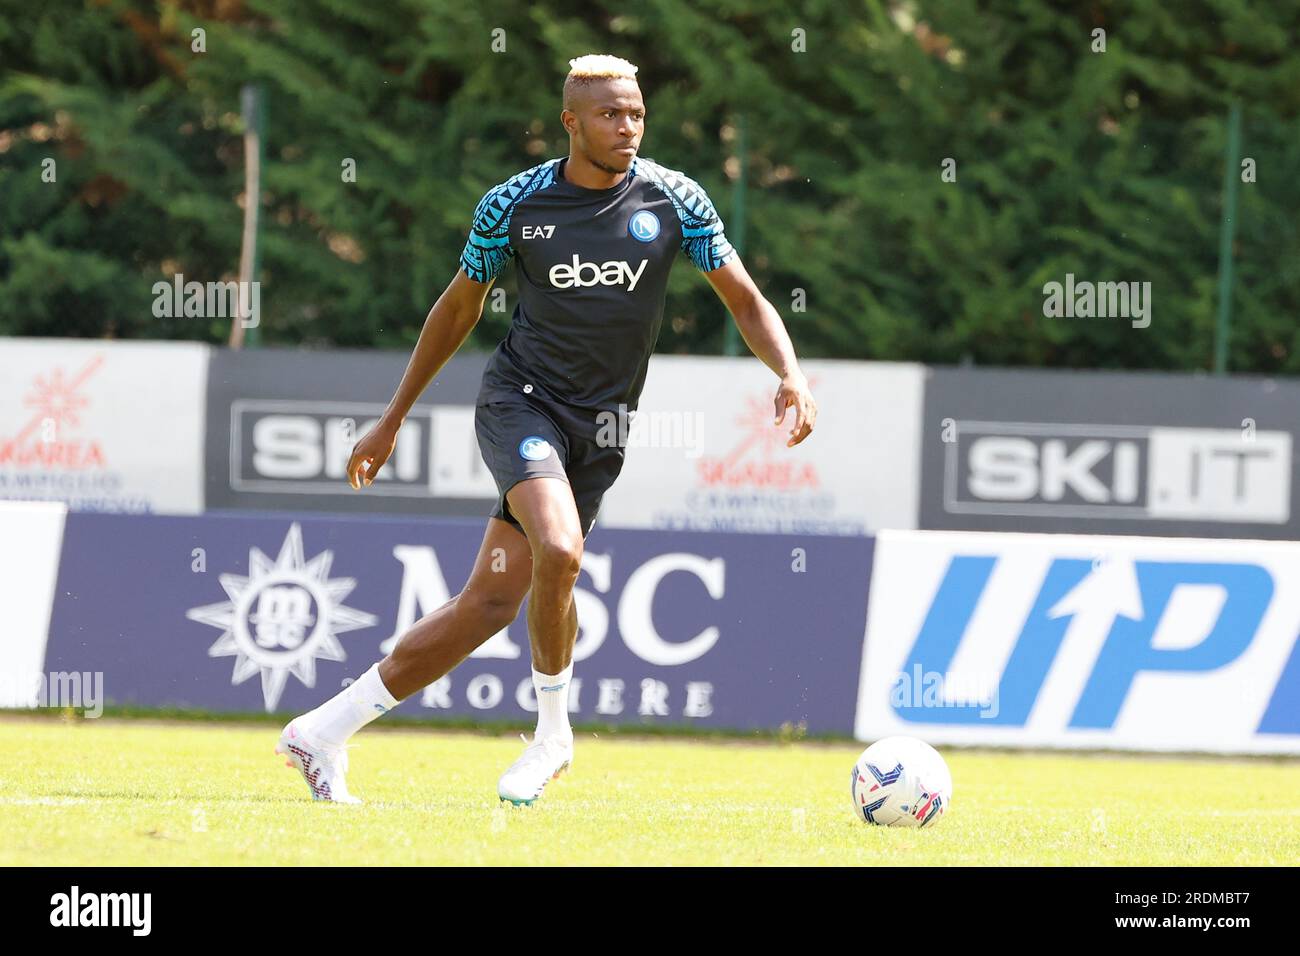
[346, 268, 493, 489]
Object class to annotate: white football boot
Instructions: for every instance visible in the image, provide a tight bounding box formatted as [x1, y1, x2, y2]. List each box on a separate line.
[275, 721, 361, 804]
[498, 732, 573, 806]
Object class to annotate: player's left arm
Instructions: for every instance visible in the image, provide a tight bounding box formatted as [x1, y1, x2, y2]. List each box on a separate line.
[704, 257, 817, 447]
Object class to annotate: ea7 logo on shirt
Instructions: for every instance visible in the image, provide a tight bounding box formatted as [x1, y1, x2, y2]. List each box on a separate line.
[521, 224, 555, 239]
[549, 254, 648, 292]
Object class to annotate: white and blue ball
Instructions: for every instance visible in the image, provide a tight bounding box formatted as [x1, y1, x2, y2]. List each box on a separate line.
[850, 736, 952, 828]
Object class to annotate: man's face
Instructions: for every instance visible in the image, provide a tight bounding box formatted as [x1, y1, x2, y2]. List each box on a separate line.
[564, 78, 645, 174]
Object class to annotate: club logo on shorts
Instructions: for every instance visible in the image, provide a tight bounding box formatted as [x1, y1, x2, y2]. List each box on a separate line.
[629, 210, 660, 242]
[518, 436, 553, 461]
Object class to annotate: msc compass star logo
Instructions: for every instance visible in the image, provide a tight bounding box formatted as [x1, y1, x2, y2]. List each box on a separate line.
[186, 523, 376, 711]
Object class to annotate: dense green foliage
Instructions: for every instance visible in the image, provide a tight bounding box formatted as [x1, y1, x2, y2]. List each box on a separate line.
[1, 1, 1297, 371]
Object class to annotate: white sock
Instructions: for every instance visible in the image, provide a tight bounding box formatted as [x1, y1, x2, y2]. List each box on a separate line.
[533, 662, 573, 741]
[299, 662, 399, 748]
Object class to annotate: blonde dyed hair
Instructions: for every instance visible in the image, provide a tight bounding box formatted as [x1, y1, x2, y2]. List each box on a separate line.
[563, 54, 640, 111]
[567, 54, 639, 80]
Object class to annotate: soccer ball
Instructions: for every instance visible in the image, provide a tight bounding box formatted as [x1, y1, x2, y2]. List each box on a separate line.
[850, 736, 952, 828]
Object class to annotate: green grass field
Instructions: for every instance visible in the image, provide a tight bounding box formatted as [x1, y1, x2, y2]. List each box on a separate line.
[2, 715, 1297, 866]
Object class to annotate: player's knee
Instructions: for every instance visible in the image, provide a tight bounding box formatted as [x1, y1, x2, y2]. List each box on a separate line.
[458, 588, 523, 632]
[531, 532, 583, 581]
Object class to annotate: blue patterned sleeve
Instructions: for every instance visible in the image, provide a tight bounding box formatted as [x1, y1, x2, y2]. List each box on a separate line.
[678, 178, 738, 273]
[459, 185, 516, 283]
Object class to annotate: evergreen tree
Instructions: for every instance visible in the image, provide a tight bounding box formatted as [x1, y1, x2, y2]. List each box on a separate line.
[1, 0, 1296, 373]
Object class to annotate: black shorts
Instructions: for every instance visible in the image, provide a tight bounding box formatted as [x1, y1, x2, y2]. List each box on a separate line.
[474, 395, 626, 539]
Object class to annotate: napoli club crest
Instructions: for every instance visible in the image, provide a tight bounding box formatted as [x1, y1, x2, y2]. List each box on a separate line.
[629, 210, 660, 242]
[519, 436, 553, 461]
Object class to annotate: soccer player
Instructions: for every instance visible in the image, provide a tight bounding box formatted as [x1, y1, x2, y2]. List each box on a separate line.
[276, 53, 817, 805]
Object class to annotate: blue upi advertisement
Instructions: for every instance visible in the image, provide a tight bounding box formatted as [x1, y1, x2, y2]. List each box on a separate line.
[856, 530, 1300, 754]
[39, 511, 873, 733]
